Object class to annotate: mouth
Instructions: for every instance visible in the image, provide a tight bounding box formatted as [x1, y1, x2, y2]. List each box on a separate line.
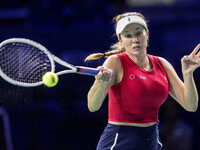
[132, 46, 141, 50]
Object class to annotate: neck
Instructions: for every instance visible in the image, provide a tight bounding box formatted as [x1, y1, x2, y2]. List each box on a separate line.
[126, 51, 147, 63]
[126, 51, 151, 71]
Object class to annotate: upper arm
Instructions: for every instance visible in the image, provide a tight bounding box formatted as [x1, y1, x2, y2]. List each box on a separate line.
[159, 57, 184, 102]
[87, 55, 122, 112]
[101, 54, 122, 92]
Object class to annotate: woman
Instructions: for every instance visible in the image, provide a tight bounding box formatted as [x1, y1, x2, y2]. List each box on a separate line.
[86, 12, 200, 150]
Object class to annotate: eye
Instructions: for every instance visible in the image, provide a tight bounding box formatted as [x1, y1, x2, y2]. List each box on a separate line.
[124, 33, 133, 38]
[135, 31, 142, 36]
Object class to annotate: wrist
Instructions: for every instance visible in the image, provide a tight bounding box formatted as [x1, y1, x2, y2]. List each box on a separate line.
[182, 70, 194, 77]
[95, 78, 108, 86]
[182, 71, 194, 81]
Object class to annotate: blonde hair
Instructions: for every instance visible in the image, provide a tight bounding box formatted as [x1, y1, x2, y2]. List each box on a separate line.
[85, 12, 148, 61]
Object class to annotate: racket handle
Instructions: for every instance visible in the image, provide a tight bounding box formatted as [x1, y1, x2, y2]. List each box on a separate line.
[77, 66, 100, 76]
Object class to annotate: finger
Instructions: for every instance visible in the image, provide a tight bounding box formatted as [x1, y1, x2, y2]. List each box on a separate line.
[183, 55, 189, 60]
[197, 45, 200, 57]
[189, 44, 200, 57]
[96, 67, 108, 81]
[97, 66, 104, 70]
[107, 69, 114, 77]
[105, 69, 113, 81]
[95, 71, 103, 80]
[101, 69, 113, 82]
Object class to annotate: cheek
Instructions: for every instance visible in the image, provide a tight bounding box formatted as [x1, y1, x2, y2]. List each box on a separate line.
[141, 36, 148, 44]
[125, 41, 132, 48]
[121, 39, 131, 47]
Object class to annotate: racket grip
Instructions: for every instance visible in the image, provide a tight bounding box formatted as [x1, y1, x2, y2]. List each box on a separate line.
[77, 66, 100, 76]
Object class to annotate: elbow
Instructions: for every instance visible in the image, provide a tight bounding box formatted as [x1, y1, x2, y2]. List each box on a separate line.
[88, 107, 97, 112]
[185, 105, 198, 112]
[187, 107, 197, 112]
[182, 96, 198, 112]
[87, 94, 103, 112]
[88, 104, 100, 112]
[186, 109, 197, 112]
[87, 101, 101, 112]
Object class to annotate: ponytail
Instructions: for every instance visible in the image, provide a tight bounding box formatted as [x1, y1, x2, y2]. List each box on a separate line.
[85, 12, 147, 62]
[84, 53, 105, 61]
[85, 42, 125, 61]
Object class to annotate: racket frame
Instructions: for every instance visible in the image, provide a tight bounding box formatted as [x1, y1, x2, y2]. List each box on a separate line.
[0, 38, 100, 87]
[0, 38, 56, 87]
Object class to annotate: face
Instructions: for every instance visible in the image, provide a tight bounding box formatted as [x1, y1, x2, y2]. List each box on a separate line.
[119, 23, 149, 56]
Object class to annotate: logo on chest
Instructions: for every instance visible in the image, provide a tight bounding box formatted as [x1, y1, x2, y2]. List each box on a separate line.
[129, 74, 147, 80]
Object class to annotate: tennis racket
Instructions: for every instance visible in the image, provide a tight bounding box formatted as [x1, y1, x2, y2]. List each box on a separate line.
[0, 38, 100, 87]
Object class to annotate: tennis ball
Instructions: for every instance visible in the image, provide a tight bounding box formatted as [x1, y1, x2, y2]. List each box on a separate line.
[42, 72, 58, 87]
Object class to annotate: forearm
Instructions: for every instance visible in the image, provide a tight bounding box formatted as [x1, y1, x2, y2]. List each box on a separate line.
[180, 44, 200, 111]
[87, 56, 116, 112]
[87, 80, 108, 112]
[183, 72, 198, 111]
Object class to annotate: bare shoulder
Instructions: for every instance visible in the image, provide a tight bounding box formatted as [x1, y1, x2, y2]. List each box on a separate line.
[158, 57, 177, 78]
[158, 56, 174, 71]
[103, 54, 123, 84]
[158, 56, 168, 64]
[103, 54, 121, 68]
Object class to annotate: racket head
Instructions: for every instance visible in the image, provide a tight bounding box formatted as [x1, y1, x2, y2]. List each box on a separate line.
[0, 38, 55, 87]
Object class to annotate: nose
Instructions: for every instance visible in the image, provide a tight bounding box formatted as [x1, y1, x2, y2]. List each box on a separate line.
[132, 36, 139, 43]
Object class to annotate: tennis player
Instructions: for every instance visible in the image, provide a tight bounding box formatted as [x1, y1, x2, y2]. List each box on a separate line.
[86, 12, 200, 150]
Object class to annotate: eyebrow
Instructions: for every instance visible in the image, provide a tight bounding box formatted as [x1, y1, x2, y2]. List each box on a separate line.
[123, 27, 142, 33]
[136, 27, 142, 30]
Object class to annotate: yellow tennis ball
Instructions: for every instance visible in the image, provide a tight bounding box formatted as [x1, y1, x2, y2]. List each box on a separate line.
[42, 72, 58, 87]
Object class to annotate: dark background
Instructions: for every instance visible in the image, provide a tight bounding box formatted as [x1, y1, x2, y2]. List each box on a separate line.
[0, 0, 200, 150]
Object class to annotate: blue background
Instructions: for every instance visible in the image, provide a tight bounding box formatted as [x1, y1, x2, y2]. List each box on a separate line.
[0, 0, 200, 150]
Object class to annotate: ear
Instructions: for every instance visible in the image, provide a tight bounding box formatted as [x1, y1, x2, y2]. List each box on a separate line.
[118, 37, 122, 43]
[118, 38, 123, 47]
[146, 30, 149, 37]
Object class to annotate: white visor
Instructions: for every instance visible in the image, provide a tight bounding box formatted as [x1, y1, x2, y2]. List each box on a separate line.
[116, 15, 148, 37]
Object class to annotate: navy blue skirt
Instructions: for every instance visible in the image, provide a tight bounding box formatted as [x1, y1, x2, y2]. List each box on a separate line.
[96, 123, 162, 150]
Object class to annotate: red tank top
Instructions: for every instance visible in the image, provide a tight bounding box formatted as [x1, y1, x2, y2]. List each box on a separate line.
[108, 52, 169, 123]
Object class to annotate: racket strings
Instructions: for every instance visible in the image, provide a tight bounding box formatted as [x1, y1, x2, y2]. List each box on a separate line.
[0, 42, 52, 84]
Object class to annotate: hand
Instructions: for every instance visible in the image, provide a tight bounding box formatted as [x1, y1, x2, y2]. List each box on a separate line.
[95, 66, 113, 83]
[181, 44, 200, 74]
